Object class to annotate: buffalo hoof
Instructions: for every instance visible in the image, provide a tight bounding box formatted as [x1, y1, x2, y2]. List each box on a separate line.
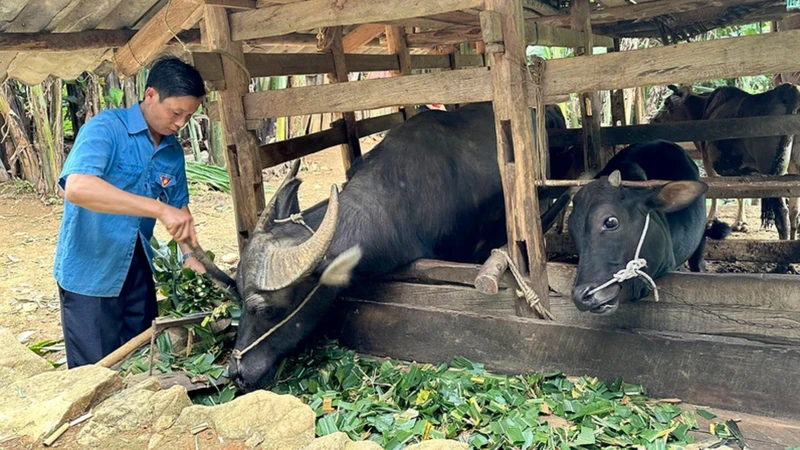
[731, 221, 748, 233]
[771, 263, 799, 275]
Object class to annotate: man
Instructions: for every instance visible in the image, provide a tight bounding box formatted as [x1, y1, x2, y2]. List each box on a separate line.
[54, 56, 208, 368]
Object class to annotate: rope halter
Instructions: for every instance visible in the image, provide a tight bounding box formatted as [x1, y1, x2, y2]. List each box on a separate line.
[586, 213, 660, 302]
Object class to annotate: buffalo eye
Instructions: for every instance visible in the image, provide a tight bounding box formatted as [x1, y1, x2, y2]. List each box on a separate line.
[602, 216, 619, 230]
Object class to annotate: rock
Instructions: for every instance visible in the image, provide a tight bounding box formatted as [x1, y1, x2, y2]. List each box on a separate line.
[76, 378, 191, 448]
[0, 327, 53, 388]
[405, 440, 468, 450]
[222, 253, 239, 265]
[303, 432, 383, 450]
[0, 364, 122, 441]
[174, 390, 315, 449]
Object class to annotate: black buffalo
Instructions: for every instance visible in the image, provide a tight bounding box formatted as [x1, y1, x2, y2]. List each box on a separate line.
[566, 140, 731, 314]
[197, 102, 569, 392]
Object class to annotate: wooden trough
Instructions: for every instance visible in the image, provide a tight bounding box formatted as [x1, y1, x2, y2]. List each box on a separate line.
[3, 0, 800, 437]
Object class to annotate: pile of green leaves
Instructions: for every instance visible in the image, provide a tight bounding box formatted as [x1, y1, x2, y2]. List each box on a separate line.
[150, 237, 238, 321]
[270, 341, 718, 450]
[185, 160, 231, 194]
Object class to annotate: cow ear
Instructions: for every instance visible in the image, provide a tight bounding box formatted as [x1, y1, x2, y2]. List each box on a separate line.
[646, 180, 708, 213]
[320, 246, 362, 286]
[273, 178, 302, 220]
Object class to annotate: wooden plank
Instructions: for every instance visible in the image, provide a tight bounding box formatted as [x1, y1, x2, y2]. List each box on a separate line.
[96, 0, 161, 30]
[0, 29, 140, 51]
[229, 0, 485, 41]
[543, 175, 800, 199]
[327, 299, 800, 419]
[483, 0, 550, 318]
[260, 112, 405, 168]
[547, 115, 800, 148]
[546, 232, 800, 264]
[342, 23, 385, 52]
[113, 0, 203, 76]
[328, 26, 362, 174]
[243, 67, 492, 119]
[203, 6, 265, 249]
[202, 0, 256, 9]
[51, 0, 125, 33]
[542, 29, 800, 98]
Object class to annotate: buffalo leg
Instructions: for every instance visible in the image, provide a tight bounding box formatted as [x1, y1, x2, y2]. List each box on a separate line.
[732, 198, 748, 232]
[700, 147, 721, 224]
[789, 197, 800, 240]
[688, 236, 707, 273]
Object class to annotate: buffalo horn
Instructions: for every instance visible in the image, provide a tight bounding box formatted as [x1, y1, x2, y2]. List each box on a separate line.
[255, 159, 302, 232]
[608, 170, 621, 187]
[260, 185, 340, 291]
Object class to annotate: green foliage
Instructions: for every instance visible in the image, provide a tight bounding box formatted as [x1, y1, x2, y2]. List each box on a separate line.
[105, 87, 125, 109]
[185, 160, 231, 194]
[269, 341, 714, 450]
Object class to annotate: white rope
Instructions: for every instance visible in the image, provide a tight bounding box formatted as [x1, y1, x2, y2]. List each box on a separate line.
[492, 248, 555, 320]
[587, 213, 660, 302]
[274, 213, 315, 234]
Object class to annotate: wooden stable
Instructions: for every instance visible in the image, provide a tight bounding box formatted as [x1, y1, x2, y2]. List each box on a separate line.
[2, 0, 800, 440]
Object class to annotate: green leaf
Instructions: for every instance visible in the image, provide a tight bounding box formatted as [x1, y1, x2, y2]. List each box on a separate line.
[572, 426, 595, 446]
[696, 409, 717, 420]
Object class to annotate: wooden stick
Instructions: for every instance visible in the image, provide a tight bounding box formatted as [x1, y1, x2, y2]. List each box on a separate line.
[96, 327, 153, 368]
[43, 423, 69, 447]
[474, 246, 509, 295]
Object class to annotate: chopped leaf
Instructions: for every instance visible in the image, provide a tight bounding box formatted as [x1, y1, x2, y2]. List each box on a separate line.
[696, 409, 717, 420]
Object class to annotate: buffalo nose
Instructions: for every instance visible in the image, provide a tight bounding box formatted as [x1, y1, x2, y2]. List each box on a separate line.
[571, 284, 596, 311]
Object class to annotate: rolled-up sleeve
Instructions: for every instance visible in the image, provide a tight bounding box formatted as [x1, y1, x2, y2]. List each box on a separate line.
[59, 116, 116, 190]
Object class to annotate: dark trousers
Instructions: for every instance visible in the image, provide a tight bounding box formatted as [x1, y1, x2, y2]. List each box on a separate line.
[58, 238, 157, 368]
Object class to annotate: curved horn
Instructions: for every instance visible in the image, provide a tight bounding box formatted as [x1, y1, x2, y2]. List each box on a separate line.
[255, 159, 302, 232]
[260, 185, 341, 291]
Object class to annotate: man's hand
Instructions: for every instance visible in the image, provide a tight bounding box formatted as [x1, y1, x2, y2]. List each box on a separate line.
[183, 256, 207, 273]
[158, 204, 198, 247]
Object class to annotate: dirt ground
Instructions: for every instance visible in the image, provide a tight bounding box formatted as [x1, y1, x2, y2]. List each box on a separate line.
[0, 137, 791, 364]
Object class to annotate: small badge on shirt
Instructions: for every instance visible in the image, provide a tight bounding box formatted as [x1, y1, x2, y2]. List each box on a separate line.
[160, 174, 173, 188]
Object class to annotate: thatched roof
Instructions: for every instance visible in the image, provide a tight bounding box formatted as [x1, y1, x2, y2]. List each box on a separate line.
[0, 0, 798, 86]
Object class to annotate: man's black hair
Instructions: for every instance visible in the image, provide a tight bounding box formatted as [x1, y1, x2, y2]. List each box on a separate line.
[145, 56, 206, 99]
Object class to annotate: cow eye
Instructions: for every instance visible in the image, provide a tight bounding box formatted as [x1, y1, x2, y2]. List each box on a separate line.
[602, 216, 619, 230]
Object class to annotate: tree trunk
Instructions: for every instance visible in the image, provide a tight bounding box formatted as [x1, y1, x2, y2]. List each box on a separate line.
[29, 79, 62, 196]
[0, 83, 42, 191]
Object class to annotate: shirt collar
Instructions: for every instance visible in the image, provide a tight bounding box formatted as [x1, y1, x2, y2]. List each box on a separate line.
[126, 102, 149, 135]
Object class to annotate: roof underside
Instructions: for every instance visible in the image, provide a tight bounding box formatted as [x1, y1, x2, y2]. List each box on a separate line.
[0, 0, 798, 85]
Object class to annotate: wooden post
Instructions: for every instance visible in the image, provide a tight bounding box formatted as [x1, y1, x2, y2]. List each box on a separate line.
[385, 25, 417, 118]
[481, 0, 551, 318]
[327, 26, 362, 175]
[610, 39, 626, 127]
[203, 6, 266, 250]
[570, 0, 603, 172]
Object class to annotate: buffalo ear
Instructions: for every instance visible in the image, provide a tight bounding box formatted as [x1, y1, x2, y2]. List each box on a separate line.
[646, 180, 708, 213]
[319, 246, 362, 286]
[273, 178, 302, 220]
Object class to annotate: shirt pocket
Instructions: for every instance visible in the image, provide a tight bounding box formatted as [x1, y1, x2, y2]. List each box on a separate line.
[106, 161, 145, 193]
[152, 170, 180, 205]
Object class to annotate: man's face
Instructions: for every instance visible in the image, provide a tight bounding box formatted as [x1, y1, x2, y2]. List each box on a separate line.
[142, 87, 202, 137]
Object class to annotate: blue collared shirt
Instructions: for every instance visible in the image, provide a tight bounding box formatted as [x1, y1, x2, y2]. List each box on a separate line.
[53, 103, 190, 297]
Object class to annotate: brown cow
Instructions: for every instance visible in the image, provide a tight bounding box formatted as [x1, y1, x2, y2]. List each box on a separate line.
[651, 83, 800, 241]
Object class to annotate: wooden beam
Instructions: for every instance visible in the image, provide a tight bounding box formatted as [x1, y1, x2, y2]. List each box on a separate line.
[546, 233, 800, 264]
[327, 26, 362, 174]
[0, 29, 199, 52]
[547, 115, 800, 148]
[194, 51, 487, 83]
[482, 0, 550, 318]
[113, 0, 204, 77]
[243, 67, 492, 119]
[260, 112, 405, 168]
[202, 0, 256, 9]
[229, 0, 485, 41]
[543, 175, 800, 199]
[571, 0, 604, 173]
[385, 25, 416, 117]
[343, 24, 385, 52]
[328, 297, 800, 420]
[542, 29, 800, 98]
[401, 22, 614, 49]
[203, 6, 266, 250]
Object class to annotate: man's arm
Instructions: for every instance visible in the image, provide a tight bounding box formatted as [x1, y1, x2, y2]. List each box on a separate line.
[176, 205, 206, 273]
[65, 173, 197, 247]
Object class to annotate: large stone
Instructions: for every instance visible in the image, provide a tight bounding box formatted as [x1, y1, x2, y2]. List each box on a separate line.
[0, 327, 53, 388]
[0, 364, 122, 441]
[174, 390, 315, 449]
[76, 378, 192, 448]
[303, 432, 383, 450]
[405, 440, 468, 450]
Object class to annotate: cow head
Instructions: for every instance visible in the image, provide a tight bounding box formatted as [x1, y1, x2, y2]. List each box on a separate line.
[567, 170, 707, 314]
[196, 161, 362, 392]
[650, 84, 707, 124]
